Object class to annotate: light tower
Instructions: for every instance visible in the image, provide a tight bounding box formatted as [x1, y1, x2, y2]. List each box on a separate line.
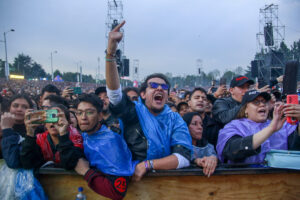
[106, 0, 124, 54]
[132, 59, 139, 81]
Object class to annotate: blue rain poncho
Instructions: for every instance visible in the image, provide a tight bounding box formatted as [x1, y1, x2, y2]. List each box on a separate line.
[82, 125, 138, 176]
[134, 98, 193, 160]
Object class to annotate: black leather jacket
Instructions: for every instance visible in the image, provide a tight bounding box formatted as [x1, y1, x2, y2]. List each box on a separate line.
[212, 97, 242, 127]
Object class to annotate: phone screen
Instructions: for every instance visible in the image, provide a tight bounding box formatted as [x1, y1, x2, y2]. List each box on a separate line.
[32, 109, 58, 124]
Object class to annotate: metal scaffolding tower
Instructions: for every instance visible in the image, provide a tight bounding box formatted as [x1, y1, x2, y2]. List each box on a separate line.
[106, 0, 124, 54]
[256, 4, 285, 52]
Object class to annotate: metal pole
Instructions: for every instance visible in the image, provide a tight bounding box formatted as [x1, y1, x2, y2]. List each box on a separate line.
[4, 32, 9, 80]
[50, 52, 53, 81]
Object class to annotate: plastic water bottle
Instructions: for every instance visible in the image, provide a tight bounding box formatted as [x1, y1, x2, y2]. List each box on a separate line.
[75, 187, 86, 200]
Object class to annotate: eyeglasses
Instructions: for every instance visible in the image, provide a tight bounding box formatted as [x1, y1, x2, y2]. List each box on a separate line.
[148, 82, 169, 90]
[251, 100, 267, 106]
[75, 109, 97, 116]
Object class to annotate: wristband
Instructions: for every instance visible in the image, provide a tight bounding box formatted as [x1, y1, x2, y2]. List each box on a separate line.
[105, 57, 116, 62]
[144, 161, 150, 171]
[149, 160, 154, 170]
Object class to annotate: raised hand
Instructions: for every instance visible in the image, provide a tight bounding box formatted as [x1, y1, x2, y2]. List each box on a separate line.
[269, 104, 286, 132]
[24, 109, 42, 137]
[284, 104, 300, 121]
[0, 112, 16, 129]
[107, 21, 126, 54]
[54, 111, 69, 136]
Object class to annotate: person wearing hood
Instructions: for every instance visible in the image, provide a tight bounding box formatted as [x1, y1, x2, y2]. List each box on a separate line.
[105, 21, 192, 181]
[217, 90, 300, 163]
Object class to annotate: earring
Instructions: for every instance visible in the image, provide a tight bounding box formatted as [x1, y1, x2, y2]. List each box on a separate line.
[245, 113, 248, 118]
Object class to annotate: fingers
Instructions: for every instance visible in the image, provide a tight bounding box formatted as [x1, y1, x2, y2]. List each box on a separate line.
[112, 20, 126, 32]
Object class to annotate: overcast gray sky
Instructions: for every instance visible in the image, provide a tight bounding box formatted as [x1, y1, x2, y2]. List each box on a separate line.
[0, 0, 299, 80]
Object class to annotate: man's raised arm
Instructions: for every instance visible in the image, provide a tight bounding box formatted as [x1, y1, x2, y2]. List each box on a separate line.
[105, 21, 125, 90]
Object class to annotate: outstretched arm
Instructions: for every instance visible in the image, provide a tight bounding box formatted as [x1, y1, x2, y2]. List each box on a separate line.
[106, 21, 125, 90]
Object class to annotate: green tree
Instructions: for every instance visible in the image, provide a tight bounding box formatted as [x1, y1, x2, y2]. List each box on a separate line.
[12, 54, 33, 78]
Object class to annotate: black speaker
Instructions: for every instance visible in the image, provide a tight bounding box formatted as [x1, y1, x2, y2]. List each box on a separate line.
[251, 60, 258, 77]
[283, 61, 299, 96]
[264, 23, 274, 46]
[122, 59, 129, 77]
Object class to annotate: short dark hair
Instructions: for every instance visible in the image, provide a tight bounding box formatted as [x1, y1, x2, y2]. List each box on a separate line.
[8, 94, 33, 110]
[76, 94, 103, 113]
[189, 87, 207, 100]
[44, 95, 69, 108]
[41, 84, 60, 96]
[139, 73, 171, 94]
[95, 86, 107, 96]
[123, 87, 139, 96]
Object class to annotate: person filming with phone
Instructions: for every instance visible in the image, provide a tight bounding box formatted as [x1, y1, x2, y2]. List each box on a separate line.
[217, 90, 300, 164]
[20, 104, 84, 170]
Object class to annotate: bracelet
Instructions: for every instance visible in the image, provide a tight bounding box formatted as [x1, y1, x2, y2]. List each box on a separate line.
[149, 160, 154, 170]
[144, 161, 150, 171]
[105, 49, 116, 58]
[105, 57, 116, 62]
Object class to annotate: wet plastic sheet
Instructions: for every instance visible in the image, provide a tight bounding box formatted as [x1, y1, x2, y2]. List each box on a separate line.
[0, 159, 48, 200]
[0, 159, 17, 200]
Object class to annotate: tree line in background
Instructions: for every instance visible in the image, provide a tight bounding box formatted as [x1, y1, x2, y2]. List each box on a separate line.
[0, 39, 299, 88]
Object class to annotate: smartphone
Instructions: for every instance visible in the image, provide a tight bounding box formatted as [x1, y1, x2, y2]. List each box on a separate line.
[220, 78, 227, 86]
[211, 87, 217, 93]
[258, 77, 267, 89]
[72, 87, 82, 94]
[31, 109, 58, 124]
[286, 94, 298, 125]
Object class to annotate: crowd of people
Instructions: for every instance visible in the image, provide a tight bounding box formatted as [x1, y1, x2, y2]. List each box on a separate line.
[1, 21, 300, 200]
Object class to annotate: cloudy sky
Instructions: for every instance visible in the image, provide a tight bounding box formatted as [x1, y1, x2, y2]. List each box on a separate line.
[0, 0, 299, 80]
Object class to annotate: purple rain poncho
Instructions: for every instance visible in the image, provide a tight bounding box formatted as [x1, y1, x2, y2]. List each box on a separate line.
[217, 118, 297, 163]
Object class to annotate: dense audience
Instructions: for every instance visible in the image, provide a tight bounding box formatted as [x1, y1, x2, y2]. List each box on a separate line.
[1, 20, 300, 200]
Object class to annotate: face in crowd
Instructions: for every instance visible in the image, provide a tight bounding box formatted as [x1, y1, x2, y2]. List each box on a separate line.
[45, 107, 66, 136]
[178, 104, 189, 116]
[188, 114, 203, 141]
[188, 90, 207, 114]
[98, 92, 109, 113]
[230, 83, 250, 103]
[126, 90, 139, 102]
[10, 98, 30, 124]
[76, 102, 102, 133]
[140, 77, 169, 114]
[245, 96, 269, 123]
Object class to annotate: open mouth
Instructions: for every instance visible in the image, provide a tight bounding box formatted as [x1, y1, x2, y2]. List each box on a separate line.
[258, 109, 267, 114]
[154, 94, 163, 103]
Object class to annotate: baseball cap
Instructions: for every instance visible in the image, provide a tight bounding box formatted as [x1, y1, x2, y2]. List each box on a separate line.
[230, 75, 254, 88]
[241, 89, 271, 105]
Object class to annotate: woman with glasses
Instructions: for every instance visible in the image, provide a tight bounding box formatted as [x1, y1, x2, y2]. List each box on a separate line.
[217, 90, 300, 164]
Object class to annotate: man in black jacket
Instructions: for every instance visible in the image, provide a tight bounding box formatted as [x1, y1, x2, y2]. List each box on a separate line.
[212, 75, 254, 127]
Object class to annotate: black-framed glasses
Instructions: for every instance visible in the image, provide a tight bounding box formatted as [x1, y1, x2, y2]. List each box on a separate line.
[148, 82, 169, 90]
[75, 109, 97, 116]
[251, 100, 267, 106]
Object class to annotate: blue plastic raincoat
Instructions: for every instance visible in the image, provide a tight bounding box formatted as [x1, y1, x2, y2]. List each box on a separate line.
[82, 125, 138, 176]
